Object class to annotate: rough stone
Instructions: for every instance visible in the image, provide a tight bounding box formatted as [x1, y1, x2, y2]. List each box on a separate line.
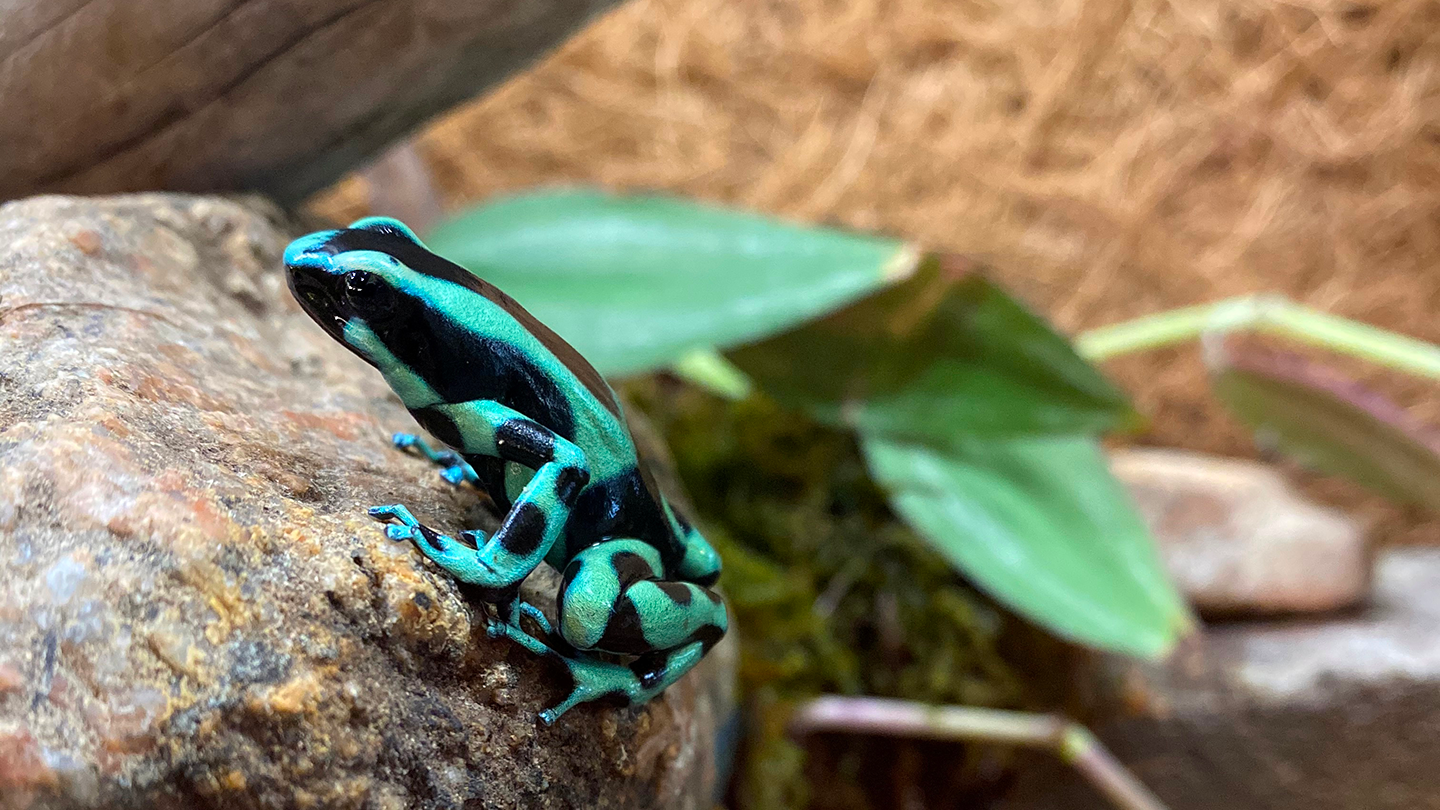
[1002, 547, 1440, 810]
[1112, 448, 1371, 617]
[0, 194, 734, 809]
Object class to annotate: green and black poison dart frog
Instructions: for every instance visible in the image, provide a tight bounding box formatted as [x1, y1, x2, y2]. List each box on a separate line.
[284, 217, 728, 724]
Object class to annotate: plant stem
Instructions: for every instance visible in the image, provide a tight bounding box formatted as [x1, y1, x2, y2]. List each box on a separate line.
[1258, 303, 1440, 379]
[671, 348, 755, 399]
[1074, 301, 1229, 361]
[790, 695, 1171, 810]
[1075, 295, 1440, 381]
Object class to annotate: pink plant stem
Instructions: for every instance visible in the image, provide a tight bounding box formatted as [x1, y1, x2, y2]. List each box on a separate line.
[790, 695, 1170, 810]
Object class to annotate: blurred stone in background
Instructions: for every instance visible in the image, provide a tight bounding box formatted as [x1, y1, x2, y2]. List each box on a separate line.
[1002, 548, 1440, 810]
[1113, 448, 1371, 617]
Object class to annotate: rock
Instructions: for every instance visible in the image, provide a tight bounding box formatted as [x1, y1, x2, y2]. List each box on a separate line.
[1111, 448, 1371, 617]
[1002, 547, 1440, 810]
[0, 194, 733, 809]
[0, 0, 620, 204]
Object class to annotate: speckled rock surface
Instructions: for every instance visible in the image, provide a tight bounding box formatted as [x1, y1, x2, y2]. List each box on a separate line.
[1002, 547, 1440, 810]
[0, 194, 734, 810]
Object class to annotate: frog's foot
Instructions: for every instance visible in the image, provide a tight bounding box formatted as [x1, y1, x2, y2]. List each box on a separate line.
[482, 620, 638, 725]
[391, 432, 478, 487]
[486, 601, 555, 644]
[368, 504, 494, 584]
[367, 503, 424, 542]
[489, 602, 561, 651]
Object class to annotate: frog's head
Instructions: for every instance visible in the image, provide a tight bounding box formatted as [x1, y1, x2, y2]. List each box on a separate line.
[283, 217, 482, 385]
[285, 216, 612, 413]
[283, 216, 422, 348]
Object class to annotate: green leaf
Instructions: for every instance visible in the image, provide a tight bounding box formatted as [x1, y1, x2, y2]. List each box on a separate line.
[862, 433, 1191, 658]
[425, 189, 918, 376]
[728, 257, 1139, 439]
[1212, 344, 1440, 510]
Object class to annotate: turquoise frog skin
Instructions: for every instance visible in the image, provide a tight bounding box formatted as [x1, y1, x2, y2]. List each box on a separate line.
[284, 217, 727, 724]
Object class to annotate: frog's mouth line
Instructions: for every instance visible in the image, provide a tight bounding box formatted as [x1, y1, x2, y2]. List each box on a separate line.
[285, 262, 350, 344]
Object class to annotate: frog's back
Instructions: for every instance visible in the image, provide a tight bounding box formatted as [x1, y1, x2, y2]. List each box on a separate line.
[460, 286, 638, 478]
[332, 226, 634, 463]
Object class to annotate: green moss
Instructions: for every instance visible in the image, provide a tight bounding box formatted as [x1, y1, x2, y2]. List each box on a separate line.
[625, 380, 1034, 810]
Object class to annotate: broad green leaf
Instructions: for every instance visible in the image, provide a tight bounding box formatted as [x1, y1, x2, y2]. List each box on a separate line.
[425, 189, 918, 375]
[728, 257, 1139, 439]
[1212, 344, 1440, 510]
[862, 433, 1190, 658]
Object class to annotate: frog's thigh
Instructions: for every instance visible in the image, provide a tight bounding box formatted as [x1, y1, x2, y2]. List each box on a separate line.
[557, 539, 728, 654]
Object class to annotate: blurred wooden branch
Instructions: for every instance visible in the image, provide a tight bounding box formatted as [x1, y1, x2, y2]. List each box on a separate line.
[361, 140, 444, 233]
[0, 0, 617, 204]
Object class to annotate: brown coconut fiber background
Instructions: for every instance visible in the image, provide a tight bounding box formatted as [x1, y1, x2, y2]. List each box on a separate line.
[310, 0, 1440, 546]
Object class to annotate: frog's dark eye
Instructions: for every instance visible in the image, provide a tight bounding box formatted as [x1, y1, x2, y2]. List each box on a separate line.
[341, 270, 395, 317]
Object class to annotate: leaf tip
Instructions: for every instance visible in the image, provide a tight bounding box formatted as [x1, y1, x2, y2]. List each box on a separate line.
[1130, 606, 1198, 662]
[882, 244, 924, 283]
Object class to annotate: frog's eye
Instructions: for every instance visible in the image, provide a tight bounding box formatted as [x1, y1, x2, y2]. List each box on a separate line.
[342, 270, 396, 318]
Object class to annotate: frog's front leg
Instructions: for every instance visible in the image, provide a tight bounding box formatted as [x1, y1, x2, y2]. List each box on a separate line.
[371, 399, 589, 598]
[367, 503, 491, 577]
[489, 538, 728, 724]
[392, 432, 479, 486]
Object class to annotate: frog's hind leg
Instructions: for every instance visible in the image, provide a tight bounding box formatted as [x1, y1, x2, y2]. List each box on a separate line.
[541, 642, 710, 726]
[483, 615, 711, 725]
[558, 539, 727, 656]
[507, 538, 727, 724]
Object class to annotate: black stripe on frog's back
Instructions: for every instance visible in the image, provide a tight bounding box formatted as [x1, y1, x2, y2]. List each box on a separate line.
[396, 302, 577, 439]
[322, 227, 623, 421]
